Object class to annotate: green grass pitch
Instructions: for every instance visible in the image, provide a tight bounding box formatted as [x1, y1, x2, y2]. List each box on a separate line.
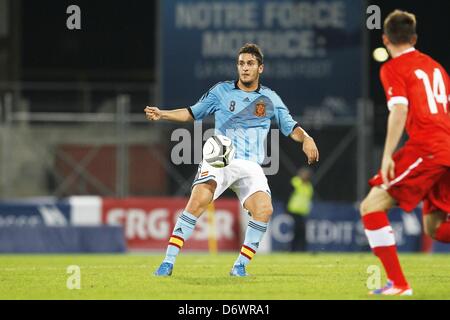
[0, 253, 449, 300]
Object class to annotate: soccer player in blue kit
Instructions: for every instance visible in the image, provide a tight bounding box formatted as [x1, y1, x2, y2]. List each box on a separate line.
[145, 43, 319, 277]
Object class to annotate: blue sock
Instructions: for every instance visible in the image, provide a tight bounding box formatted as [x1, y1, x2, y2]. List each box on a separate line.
[234, 219, 268, 266]
[163, 211, 198, 264]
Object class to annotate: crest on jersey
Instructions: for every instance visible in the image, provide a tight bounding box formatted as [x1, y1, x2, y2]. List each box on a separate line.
[200, 171, 209, 177]
[255, 100, 266, 117]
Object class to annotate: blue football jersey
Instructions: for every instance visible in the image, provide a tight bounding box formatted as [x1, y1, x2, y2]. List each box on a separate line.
[189, 81, 298, 165]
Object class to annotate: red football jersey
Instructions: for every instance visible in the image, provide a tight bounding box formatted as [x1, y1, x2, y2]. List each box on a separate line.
[380, 48, 450, 166]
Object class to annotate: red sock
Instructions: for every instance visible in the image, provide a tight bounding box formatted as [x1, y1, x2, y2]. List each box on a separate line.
[362, 211, 408, 287]
[434, 221, 450, 243]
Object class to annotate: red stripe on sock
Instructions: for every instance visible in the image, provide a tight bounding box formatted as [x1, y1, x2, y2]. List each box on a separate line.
[435, 221, 450, 243]
[242, 245, 256, 254]
[171, 235, 184, 241]
[169, 243, 181, 249]
[362, 211, 390, 230]
[240, 252, 252, 260]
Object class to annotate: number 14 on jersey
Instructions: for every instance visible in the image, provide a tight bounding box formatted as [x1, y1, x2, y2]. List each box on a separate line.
[415, 68, 448, 114]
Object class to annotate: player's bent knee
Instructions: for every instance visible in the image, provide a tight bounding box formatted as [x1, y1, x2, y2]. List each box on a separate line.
[252, 204, 273, 221]
[186, 198, 211, 216]
[423, 212, 447, 240]
[423, 219, 439, 239]
[360, 198, 382, 216]
[359, 188, 394, 216]
[260, 205, 273, 217]
[424, 224, 439, 239]
[186, 182, 216, 216]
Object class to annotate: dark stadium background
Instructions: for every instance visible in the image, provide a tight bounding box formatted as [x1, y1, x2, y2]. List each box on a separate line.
[3, 0, 450, 203]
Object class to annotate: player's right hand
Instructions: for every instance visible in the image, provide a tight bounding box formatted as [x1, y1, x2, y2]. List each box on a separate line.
[144, 106, 162, 121]
[381, 156, 395, 187]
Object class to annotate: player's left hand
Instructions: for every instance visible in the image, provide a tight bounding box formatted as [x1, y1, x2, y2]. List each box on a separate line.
[381, 156, 395, 187]
[303, 136, 319, 164]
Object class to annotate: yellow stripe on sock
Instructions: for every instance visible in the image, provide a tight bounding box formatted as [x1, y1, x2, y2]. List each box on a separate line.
[241, 246, 255, 259]
[169, 236, 184, 248]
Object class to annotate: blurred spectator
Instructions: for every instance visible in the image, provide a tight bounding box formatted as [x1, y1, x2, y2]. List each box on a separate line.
[287, 167, 314, 252]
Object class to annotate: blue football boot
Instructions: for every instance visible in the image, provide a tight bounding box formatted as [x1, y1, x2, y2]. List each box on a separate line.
[229, 263, 249, 277]
[154, 262, 173, 276]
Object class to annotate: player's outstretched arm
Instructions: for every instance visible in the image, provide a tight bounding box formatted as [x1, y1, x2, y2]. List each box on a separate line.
[290, 126, 319, 165]
[144, 106, 194, 122]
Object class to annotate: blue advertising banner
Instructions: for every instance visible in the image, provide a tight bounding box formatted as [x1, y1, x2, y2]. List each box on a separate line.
[160, 0, 364, 120]
[270, 201, 424, 252]
[0, 199, 71, 227]
[432, 240, 450, 253]
[0, 227, 126, 253]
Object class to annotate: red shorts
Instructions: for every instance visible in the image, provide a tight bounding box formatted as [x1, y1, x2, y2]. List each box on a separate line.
[369, 145, 450, 214]
[423, 171, 450, 214]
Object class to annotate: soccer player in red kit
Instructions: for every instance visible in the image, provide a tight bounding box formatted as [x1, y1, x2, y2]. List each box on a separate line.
[360, 10, 450, 296]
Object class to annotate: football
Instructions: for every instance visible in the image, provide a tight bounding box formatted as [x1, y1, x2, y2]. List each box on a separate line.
[202, 135, 235, 168]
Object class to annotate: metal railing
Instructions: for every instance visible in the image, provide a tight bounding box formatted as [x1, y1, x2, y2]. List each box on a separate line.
[0, 82, 375, 201]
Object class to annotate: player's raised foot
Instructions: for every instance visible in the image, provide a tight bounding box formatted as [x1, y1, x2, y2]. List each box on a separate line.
[369, 280, 413, 296]
[229, 263, 249, 277]
[154, 262, 173, 276]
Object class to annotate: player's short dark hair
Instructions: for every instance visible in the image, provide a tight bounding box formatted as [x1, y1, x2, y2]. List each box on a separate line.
[383, 10, 417, 45]
[237, 43, 264, 65]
